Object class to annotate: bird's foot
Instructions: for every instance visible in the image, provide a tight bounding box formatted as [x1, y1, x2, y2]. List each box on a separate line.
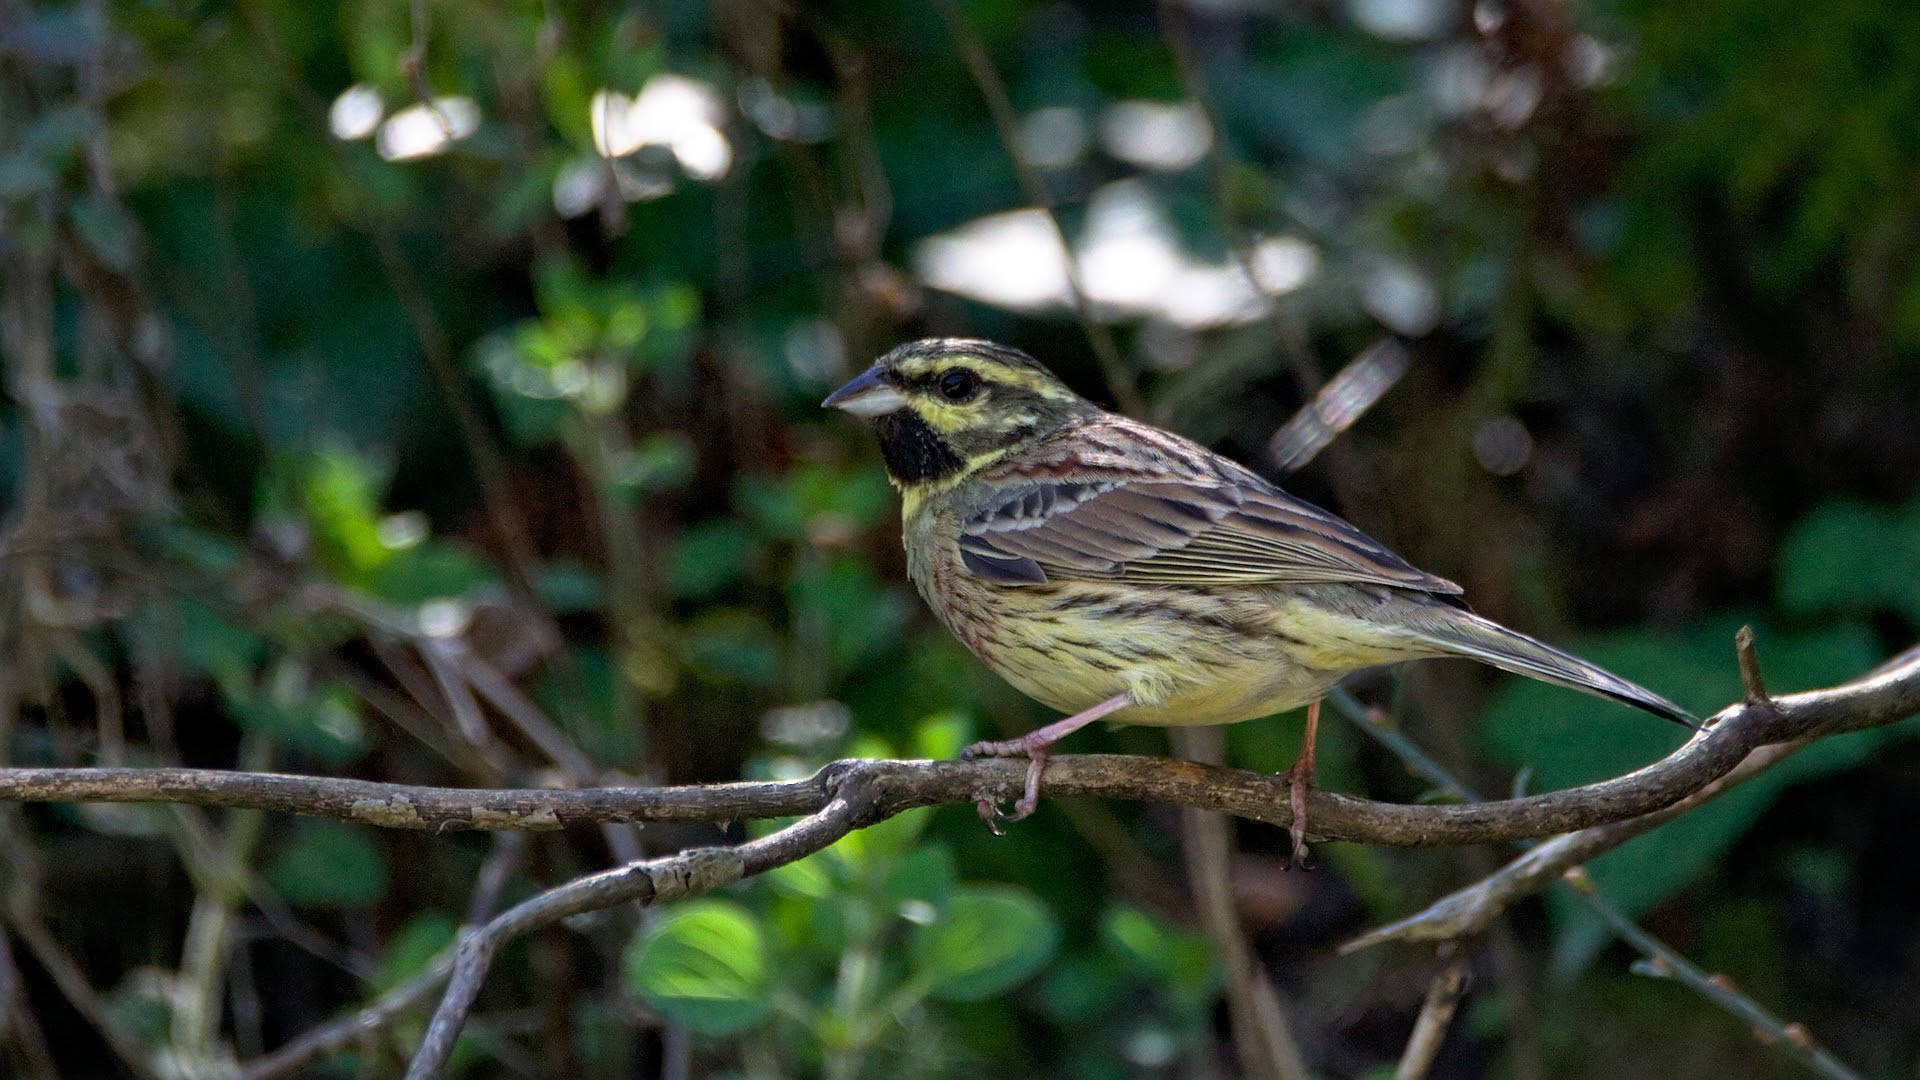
[1282, 754, 1315, 870]
[1281, 698, 1322, 869]
[962, 738, 1049, 832]
[959, 693, 1132, 833]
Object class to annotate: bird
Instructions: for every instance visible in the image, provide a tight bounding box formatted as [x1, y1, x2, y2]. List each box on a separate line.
[823, 337, 1695, 860]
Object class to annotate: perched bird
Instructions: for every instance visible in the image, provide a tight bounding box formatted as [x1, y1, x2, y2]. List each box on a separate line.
[824, 338, 1694, 858]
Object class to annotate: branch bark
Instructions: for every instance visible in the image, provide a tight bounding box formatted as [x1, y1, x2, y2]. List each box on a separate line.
[1343, 641, 1920, 952]
[4, 646, 1916, 848]
[404, 770, 879, 1079]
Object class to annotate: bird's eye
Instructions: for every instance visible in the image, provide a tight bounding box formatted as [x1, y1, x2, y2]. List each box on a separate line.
[938, 369, 979, 402]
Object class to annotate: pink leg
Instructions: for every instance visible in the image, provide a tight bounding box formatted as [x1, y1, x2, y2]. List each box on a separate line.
[1283, 699, 1321, 867]
[963, 692, 1132, 827]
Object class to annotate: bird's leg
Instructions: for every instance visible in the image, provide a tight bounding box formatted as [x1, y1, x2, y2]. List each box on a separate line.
[963, 692, 1131, 828]
[1283, 698, 1321, 867]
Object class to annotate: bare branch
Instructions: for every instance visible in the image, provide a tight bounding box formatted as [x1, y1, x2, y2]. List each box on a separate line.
[1334, 642, 1908, 1079]
[234, 833, 532, 1080]
[1171, 726, 1309, 1080]
[1576, 870, 1861, 1080]
[1736, 625, 1771, 705]
[935, 0, 1140, 414]
[232, 952, 455, 1080]
[3, 646, 1915, 848]
[1394, 947, 1472, 1080]
[2, 647, 1914, 1077]
[1340, 738, 1803, 953]
[1344, 641, 1920, 951]
[403, 778, 874, 1079]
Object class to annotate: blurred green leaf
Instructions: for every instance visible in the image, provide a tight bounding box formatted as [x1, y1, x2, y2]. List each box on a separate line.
[1100, 905, 1218, 1010]
[737, 466, 894, 542]
[293, 445, 394, 580]
[913, 711, 973, 760]
[791, 555, 914, 674]
[667, 520, 763, 598]
[1776, 498, 1920, 624]
[680, 609, 783, 687]
[362, 540, 496, 604]
[610, 433, 695, 498]
[230, 662, 368, 764]
[374, 912, 458, 992]
[909, 885, 1060, 1002]
[828, 805, 929, 876]
[69, 195, 136, 271]
[624, 899, 775, 1035]
[265, 822, 390, 908]
[537, 647, 646, 766]
[764, 843, 840, 901]
[535, 559, 606, 613]
[159, 597, 266, 691]
[881, 845, 957, 915]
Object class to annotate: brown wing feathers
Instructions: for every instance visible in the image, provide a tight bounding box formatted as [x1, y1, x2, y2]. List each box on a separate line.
[959, 421, 1460, 595]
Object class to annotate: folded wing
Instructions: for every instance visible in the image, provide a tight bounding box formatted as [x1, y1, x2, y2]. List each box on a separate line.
[958, 446, 1461, 596]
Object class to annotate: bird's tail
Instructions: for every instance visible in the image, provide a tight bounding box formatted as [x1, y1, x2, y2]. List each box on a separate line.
[1423, 608, 1697, 728]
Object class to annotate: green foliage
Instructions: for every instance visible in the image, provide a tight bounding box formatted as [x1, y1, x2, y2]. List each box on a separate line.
[1776, 498, 1920, 624]
[375, 913, 461, 992]
[908, 886, 1061, 1002]
[625, 900, 776, 1036]
[623, 779, 1065, 1073]
[1098, 906, 1219, 1013]
[264, 821, 391, 908]
[1484, 486, 1920, 978]
[667, 520, 764, 599]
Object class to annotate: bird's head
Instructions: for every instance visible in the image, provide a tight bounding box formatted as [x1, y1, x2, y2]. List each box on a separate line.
[823, 338, 1095, 489]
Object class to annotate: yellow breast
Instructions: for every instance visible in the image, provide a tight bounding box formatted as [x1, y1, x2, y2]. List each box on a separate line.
[904, 506, 1378, 726]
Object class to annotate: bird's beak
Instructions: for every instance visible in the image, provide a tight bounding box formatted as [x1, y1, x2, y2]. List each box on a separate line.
[822, 365, 909, 418]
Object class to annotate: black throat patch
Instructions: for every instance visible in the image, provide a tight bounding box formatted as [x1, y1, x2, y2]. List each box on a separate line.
[874, 410, 967, 486]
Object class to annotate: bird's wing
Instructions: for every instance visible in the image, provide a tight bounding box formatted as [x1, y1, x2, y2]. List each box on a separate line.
[958, 446, 1461, 594]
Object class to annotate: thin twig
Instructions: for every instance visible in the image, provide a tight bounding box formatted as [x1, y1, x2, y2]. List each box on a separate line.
[404, 783, 873, 1078]
[1, 901, 165, 1080]
[1339, 638, 1920, 950]
[1333, 639, 1873, 1080]
[232, 952, 457, 1080]
[1339, 737, 1806, 953]
[1171, 726, 1309, 1080]
[1571, 869, 1859, 1080]
[1736, 625, 1771, 705]
[935, 0, 1140, 414]
[0, 926, 60, 1080]
[1394, 947, 1472, 1080]
[235, 831, 534, 1080]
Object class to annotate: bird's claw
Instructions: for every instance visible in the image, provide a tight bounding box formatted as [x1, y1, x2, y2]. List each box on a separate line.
[975, 799, 1007, 835]
[973, 793, 1038, 835]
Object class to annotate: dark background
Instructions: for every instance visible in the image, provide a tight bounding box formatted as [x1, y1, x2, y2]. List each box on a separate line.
[3, 0, 1919, 1076]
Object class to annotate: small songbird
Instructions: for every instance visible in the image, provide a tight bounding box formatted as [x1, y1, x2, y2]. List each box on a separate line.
[824, 338, 1693, 858]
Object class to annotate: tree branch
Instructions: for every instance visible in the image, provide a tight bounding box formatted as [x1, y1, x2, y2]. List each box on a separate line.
[4, 647, 1916, 847]
[2, 648, 1915, 1077]
[403, 774, 877, 1079]
[1394, 946, 1472, 1080]
[1343, 640, 1920, 952]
